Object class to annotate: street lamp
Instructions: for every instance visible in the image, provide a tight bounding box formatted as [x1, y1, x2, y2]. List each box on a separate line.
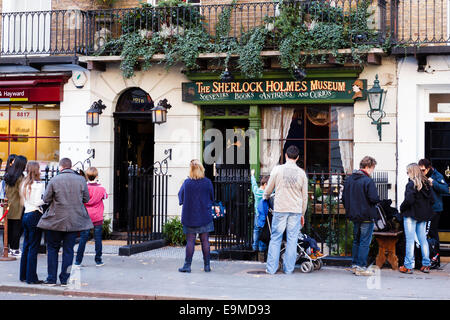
[367, 74, 389, 141]
[151, 99, 172, 125]
[86, 100, 107, 127]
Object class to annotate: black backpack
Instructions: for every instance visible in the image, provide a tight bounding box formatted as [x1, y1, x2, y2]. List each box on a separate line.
[373, 203, 389, 232]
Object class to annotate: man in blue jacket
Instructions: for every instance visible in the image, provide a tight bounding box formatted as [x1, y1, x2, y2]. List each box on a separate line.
[418, 159, 449, 243]
[342, 156, 380, 276]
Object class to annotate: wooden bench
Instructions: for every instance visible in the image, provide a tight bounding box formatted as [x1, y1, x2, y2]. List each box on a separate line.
[373, 231, 403, 270]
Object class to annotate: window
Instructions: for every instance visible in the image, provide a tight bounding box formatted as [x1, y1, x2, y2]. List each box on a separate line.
[0, 104, 60, 168]
[261, 105, 353, 175]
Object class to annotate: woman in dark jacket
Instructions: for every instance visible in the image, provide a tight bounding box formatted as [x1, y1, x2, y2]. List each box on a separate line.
[399, 163, 434, 274]
[4, 155, 27, 256]
[177, 159, 214, 273]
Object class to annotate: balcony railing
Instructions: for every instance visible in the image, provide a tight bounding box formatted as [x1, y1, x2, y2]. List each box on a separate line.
[1, 0, 388, 57]
[1, 1, 448, 58]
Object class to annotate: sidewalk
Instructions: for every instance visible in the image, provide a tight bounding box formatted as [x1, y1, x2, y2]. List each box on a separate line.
[1, 241, 450, 300]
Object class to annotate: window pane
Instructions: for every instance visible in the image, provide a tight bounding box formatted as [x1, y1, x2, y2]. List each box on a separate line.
[330, 141, 353, 174]
[285, 108, 305, 140]
[36, 138, 59, 163]
[331, 106, 353, 140]
[11, 106, 36, 137]
[10, 138, 35, 161]
[306, 106, 329, 139]
[306, 140, 328, 173]
[37, 105, 60, 137]
[0, 106, 9, 138]
[0, 138, 8, 165]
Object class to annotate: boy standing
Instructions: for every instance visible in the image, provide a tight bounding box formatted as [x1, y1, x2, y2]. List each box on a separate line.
[251, 170, 269, 255]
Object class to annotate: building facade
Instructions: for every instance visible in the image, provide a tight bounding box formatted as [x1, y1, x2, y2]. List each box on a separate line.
[1, 0, 448, 251]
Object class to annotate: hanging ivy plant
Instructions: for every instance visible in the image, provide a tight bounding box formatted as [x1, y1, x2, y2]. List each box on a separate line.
[237, 27, 269, 79]
[98, 0, 387, 79]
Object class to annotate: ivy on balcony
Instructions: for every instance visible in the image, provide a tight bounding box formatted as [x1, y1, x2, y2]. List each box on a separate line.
[97, 0, 385, 79]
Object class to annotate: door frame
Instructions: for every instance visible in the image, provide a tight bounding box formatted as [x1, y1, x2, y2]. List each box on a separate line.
[113, 112, 154, 231]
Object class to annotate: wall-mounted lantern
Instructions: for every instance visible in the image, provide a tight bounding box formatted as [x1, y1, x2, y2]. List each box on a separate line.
[151, 99, 172, 125]
[367, 74, 389, 141]
[86, 100, 107, 127]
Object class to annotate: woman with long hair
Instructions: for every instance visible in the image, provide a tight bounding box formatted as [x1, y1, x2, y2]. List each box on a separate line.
[0, 154, 17, 200]
[19, 161, 45, 284]
[177, 159, 214, 273]
[4, 155, 27, 256]
[399, 163, 434, 274]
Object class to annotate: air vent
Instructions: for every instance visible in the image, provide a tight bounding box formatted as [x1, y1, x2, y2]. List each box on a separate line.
[203, 107, 226, 117]
[229, 106, 249, 116]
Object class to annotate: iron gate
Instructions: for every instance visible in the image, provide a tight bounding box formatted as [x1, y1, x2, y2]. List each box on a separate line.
[211, 167, 254, 252]
[126, 149, 171, 245]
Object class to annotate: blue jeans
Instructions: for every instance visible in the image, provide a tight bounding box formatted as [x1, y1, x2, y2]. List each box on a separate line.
[266, 212, 302, 274]
[20, 211, 42, 283]
[252, 213, 267, 251]
[76, 225, 103, 264]
[45, 230, 77, 284]
[352, 221, 374, 268]
[403, 217, 430, 269]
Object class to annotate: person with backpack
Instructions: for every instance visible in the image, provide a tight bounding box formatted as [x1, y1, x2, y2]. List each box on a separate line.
[399, 163, 434, 274]
[4, 155, 27, 256]
[342, 156, 380, 276]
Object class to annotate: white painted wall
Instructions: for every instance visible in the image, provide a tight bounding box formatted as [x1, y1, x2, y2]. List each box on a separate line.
[354, 56, 398, 204]
[397, 55, 450, 208]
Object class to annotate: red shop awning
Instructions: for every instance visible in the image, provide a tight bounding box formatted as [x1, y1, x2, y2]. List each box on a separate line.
[0, 76, 69, 103]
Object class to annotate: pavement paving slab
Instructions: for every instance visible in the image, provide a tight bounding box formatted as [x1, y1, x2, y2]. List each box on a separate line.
[0, 243, 449, 300]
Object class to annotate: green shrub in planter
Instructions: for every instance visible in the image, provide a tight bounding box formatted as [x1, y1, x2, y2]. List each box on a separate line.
[163, 217, 186, 246]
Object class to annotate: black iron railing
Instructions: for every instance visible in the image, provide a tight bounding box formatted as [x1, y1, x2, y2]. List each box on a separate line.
[1, 0, 391, 57]
[391, 0, 450, 47]
[126, 164, 169, 245]
[212, 170, 391, 258]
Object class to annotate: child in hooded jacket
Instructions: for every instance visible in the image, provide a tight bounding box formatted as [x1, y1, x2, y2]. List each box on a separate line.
[75, 167, 108, 267]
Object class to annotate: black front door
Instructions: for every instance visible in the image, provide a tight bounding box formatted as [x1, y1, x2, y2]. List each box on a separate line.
[425, 122, 450, 243]
[114, 117, 154, 231]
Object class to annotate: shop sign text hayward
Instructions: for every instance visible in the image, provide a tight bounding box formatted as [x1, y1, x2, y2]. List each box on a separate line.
[182, 79, 367, 104]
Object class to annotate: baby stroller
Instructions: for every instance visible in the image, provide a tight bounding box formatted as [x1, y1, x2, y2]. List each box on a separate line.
[259, 196, 325, 273]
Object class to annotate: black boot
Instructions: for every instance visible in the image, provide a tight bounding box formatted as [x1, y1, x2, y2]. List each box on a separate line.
[178, 259, 192, 273]
[204, 256, 211, 272]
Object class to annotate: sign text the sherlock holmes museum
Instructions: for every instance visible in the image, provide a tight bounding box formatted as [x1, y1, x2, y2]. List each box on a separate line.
[182, 79, 367, 103]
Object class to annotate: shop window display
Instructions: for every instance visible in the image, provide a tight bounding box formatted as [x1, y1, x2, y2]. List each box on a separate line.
[261, 105, 353, 175]
[0, 104, 60, 169]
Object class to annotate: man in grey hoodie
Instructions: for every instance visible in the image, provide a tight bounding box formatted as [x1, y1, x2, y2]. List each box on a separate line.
[263, 145, 308, 274]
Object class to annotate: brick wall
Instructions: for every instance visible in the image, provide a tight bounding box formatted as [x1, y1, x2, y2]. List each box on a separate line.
[395, 0, 448, 44]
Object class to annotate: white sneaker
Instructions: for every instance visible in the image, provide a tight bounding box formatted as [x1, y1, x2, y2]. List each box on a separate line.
[10, 249, 21, 256]
[355, 267, 374, 276]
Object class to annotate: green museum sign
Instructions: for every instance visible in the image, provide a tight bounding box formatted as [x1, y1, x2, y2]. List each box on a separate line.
[182, 79, 367, 104]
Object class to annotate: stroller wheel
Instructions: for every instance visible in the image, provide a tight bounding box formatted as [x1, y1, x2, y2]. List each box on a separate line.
[312, 259, 323, 271]
[300, 261, 313, 273]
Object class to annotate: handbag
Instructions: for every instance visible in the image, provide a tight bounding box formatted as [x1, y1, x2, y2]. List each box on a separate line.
[211, 201, 226, 219]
